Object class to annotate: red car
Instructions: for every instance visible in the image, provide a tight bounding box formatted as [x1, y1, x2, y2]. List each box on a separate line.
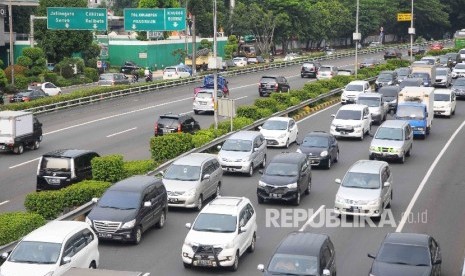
[430, 42, 444, 50]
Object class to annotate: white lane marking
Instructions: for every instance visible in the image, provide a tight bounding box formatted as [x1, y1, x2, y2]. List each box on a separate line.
[296, 102, 339, 124]
[299, 205, 325, 231]
[396, 119, 465, 232]
[235, 96, 248, 100]
[9, 157, 40, 169]
[106, 127, 137, 138]
[0, 200, 9, 206]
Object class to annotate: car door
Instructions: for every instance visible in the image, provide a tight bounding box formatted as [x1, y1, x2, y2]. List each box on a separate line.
[45, 82, 60, 95]
[140, 185, 157, 228]
[327, 240, 337, 274]
[451, 92, 456, 112]
[288, 119, 298, 143]
[238, 205, 253, 255]
[201, 161, 215, 197]
[404, 125, 413, 151]
[329, 136, 337, 159]
[380, 167, 391, 207]
[362, 108, 371, 131]
[298, 161, 309, 194]
[58, 232, 88, 274]
[430, 237, 441, 275]
[257, 135, 266, 165]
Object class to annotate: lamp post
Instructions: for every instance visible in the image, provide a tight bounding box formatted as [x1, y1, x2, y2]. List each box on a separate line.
[353, 0, 361, 77]
[8, 0, 14, 84]
[408, 0, 415, 62]
[213, 0, 218, 129]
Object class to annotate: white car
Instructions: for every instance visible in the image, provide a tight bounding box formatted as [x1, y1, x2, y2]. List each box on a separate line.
[317, 65, 338, 80]
[452, 63, 465, 79]
[330, 104, 372, 140]
[341, 80, 372, 104]
[182, 196, 257, 271]
[162, 66, 191, 80]
[283, 53, 299, 61]
[28, 82, 62, 96]
[433, 88, 456, 117]
[232, 57, 247, 67]
[259, 117, 298, 148]
[0, 221, 100, 276]
[193, 89, 215, 114]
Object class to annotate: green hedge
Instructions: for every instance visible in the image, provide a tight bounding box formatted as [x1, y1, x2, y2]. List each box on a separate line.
[0, 212, 46, 246]
[91, 154, 125, 183]
[123, 159, 157, 176]
[150, 133, 194, 163]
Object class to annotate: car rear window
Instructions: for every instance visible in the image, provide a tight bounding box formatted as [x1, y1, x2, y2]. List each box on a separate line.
[196, 92, 213, 98]
[41, 157, 71, 171]
[260, 77, 277, 83]
[165, 68, 177, 73]
[99, 74, 113, 80]
[319, 67, 332, 71]
[157, 117, 179, 128]
[303, 63, 315, 68]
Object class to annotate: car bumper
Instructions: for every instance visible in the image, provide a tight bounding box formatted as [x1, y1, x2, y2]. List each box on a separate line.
[434, 108, 452, 116]
[257, 187, 298, 202]
[317, 75, 333, 80]
[301, 72, 317, 77]
[369, 151, 402, 160]
[94, 228, 136, 242]
[340, 96, 357, 104]
[264, 136, 288, 147]
[219, 160, 251, 174]
[330, 127, 363, 138]
[168, 195, 198, 208]
[333, 203, 382, 217]
[306, 155, 330, 166]
[182, 245, 236, 267]
[193, 104, 214, 112]
[412, 127, 426, 136]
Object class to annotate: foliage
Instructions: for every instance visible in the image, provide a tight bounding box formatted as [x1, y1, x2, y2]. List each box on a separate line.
[84, 67, 99, 82]
[82, 43, 101, 68]
[4, 65, 27, 83]
[215, 116, 254, 132]
[0, 69, 7, 89]
[199, 39, 213, 50]
[172, 49, 188, 64]
[91, 154, 126, 183]
[224, 35, 239, 59]
[237, 105, 260, 121]
[254, 98, 279, 113]
[123, 159, 157, 177]
[43, 72, 58, 83]
[0, 212, 46, 246]
[150, 133, 194, 163]
[14, 75, 29, 90]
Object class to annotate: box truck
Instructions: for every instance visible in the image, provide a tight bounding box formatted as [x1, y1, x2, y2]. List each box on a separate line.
[0, 111, 43, 154]
[411, 63, 437, 86]
[396, 87, 434, 139]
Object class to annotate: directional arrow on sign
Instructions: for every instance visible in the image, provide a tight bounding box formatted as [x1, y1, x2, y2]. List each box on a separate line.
[173, 22, 178, 27]
[65, 23, 69, 29]
[132, 24, 136, 30]
[93, 24, 97, 29]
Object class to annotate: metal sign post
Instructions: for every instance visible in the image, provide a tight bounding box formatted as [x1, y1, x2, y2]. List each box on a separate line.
[218, 98, 236, 132]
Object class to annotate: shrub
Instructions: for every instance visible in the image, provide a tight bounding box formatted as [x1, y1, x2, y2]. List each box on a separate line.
[14, 75, 29, 89]
[4, 65, 27, 82]
[124, 159, 157, 176]
[237, 105, 260, 120]
[290, 90, 311, 101]
[0, 212, 46, 246]
[257, 108, 273, 119]
[150, 133, 194, 163]
[216, 116, 253, 131]
[43, 72, 58, 83]
[91, 154, 125, 183]
[61, 180, 112, 209]
[192, 133, 214, 148]
[61, 65, 75, 79]
[270, 93, 292, 107]
[55, 77, 72, 87]
[84, 67, 99, 82]
[254, 98, 279, 112]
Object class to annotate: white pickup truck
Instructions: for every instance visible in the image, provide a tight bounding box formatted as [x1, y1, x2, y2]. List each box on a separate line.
[28, 82, 62, 96]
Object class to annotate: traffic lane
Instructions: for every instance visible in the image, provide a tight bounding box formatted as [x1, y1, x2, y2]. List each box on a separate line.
[401, 119, 465, 275]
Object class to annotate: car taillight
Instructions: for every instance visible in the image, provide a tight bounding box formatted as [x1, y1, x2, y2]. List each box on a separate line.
[275, 84, 278, 91]
[23, 97, 30, 102]
[154, 123, 158, 135]
[178, 123, 182, 133]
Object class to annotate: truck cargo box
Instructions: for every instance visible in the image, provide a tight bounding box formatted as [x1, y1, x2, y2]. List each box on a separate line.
[0, 111, 33, 140]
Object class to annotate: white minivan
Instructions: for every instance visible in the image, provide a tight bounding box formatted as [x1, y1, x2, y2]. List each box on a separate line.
[433, 88, 456, 117]
[163, 65, 191, 80]
[330, 104, 372, 140]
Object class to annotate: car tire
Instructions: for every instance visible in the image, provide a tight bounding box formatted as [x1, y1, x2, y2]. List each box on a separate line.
[334, 150, 339, 163]
[183, 262, 191, 269]
[247, 233, 256, 253]
[293, 192, 301, 206]
[360, 132, 364, 141]
[133, 226, 142, 245]
[386, 192, 393, 208]
[194, 110, 199, 115]
[229, 251, 240, 271]
[248, 163, 254, 177]
[214, 184, 221, 198]
[155, 211, 166, 228]
[369, 154, 375, 160]
[406, 145, 412, 157]
[257, 196, 264, 204]
[261, 155, 266, 168]
[326, 158, 332, 170]
[13, 144, 24, 154]
[285, 138, 290, 148]
[399, 154, 405, 164]
[89, 261, 97, 269]
[196, 195, 203, 211]
[32, 140, 40, 150]
[304, 179, 311, 195]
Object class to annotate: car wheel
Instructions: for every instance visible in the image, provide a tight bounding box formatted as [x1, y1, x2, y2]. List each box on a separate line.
[452, 108, 456, 115]
[229, 251, 240, 271]
[183, 262, 191, 269]
[285, 138, 290, 148]
[194, 110, 199, 115]
[334, 150, 339, 163]
[89, 261, 97, 269]
[13, 144, 24, 154]
[214, 184, 221, 198]
[386, 192, 393, 208]
[156, 211, 166, 228]
[32, 140, 40, 150]
[399, 153, 405, 164]
[294, 192, 301, 206]
[261, 155, 266, 168]
[326, 158, 332, 170]
[196, 196, 203, 211]
[248, 163, 254, 177]
[247, 233, 256, 253]
[406, 145, 412, 157]
[304, 179, 311, 195]
[360, 132, 364, 141]
[369, 154, 375, 160]
[133, 226, 142, 245]
[257, 196, 264, 204]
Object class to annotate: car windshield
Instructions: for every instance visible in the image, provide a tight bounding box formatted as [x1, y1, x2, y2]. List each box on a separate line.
[400, 79, 421, 88]
[157, 117, 178, 128]
[268, 253, 318, 275]
[345, 84, 363, 91]
[421, 59, 435, 65]
[302, 135, 328, 148]
[336, 110, 361, 120]
[357, 97, 380, 107]
[193, 213, 237, 233]
[436, 69, 448, 76]
[379, 88, 399, 97]
[98, 191, 140, 209]
[439, 57, 449, 63]
[455, 64, 465, 70]
[221, 139, 252, 152]
[8, 241, 62, 264]
[40, 157, 71, 171]
[16, 91, 33, 97]
[459, 49, 465, 54]
[454, 79, 465, 86]
[396, 68, 410, 77]
[434, 93, 450, 101]
[99, 74, 114, 80]
[303, 63, 315, 68]
[377, 243, 430, 266]
[396, 106, 425, 119]
[164, 164, 200, 181]
[377, 74, 393, 82]
[165, 68, 176, 73]
[342, 172, 380, 189]
[265, 162, 299, 177]
[411, 73, 429, 80]
[196, 92, 213, 99]
[375, 127, 403, 141]
[262, 120, 288, 130]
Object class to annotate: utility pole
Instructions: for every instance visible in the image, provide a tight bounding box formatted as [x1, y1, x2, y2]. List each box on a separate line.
[213, 0, 218, 129]
[8, 0, 14, 84]
[353, 0, 361, 78]
[191, 14, 196, 76]
[409, 0, 415, 62]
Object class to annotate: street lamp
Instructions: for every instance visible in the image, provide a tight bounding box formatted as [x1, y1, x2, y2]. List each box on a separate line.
[353, 0, 361, 77]
[213, 0, 219, 129]
[408, 0, 415, 62]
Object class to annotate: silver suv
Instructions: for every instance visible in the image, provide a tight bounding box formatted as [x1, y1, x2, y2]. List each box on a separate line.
[356, 92, 388, 124]
[369, 120, 413, 163]
[162, 153, 223, 211]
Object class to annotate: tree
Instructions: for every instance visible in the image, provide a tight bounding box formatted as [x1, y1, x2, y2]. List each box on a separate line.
[224, 35, 238, 59]
[82, 43, 101, 68]
[16, 47, 47, 77]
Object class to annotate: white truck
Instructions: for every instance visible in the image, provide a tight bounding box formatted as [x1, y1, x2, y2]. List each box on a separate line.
[410, 63, 437, 87]
[395, 87, 434, 139]
[0, 111, 43, 154]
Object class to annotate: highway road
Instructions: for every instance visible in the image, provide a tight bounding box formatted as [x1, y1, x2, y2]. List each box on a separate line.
[1, 48, 464, 275]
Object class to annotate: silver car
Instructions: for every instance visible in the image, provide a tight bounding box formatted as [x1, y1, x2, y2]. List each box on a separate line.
[218, 131, 267, 177]
[356, 93, 388, 124]
[369, 120, 413, 163]
[162, 153, 223, 211]
[334, 160, 393, 218]
[434, 67, 452, 88]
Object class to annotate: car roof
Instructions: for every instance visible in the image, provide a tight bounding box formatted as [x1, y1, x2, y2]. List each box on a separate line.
[261, 75, 280, 79]
[265, 116, 292, 122]
[384, 233, 430, 247]
[229, 131, 261, 140]
[304, 131, 331, 138]
[358, 92, 381, 98]
[348, 160, 387, 174]
[378, 120, 409, 128]
[338, 104, 366, 111]
[111, 175, 162, 192]
[379, 70, 395, 74]
[270, 152, 307, 165]
[275, 232, 329, 256]
[159, 113, 184, 119]
[403, 78, 423, 83]
[43, 149, 97, 158]
[347, 80, 368, 85]
[434, 89, 452, 95]
[173, 153, 216, 166]
[378, 86, 401, 92]
[22, 221, 88, 243]
[202, 196, 248, 215]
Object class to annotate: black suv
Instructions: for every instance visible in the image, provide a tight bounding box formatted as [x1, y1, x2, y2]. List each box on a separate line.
[258, 76, 290, 97]
[154, 113, 200, 136]
[36, 149, 100, 191]
[121, 61, 140, 74]
[301, 62, 321, 78]
[86, 175, 168, 245]
[383, 48, 402, 60]
[297, 131, 339, 169]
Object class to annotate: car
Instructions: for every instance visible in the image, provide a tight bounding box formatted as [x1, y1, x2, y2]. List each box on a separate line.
[452, 63, 465, 78]
[259, 117, 298, 148]
[182, 196, 257, 271]
[433, 88, 456, 117]
[434, 67, 452, 87]
[258, 76, 290, 97]
[9, 89, 48, 103]
[399, 77, 424, 89]
[395, 67, 412, 83]
[296, 131, 339, 169]
[121, 61, 140, 74]
[247, 57, 259, 64]
[338, 69, 354, 76]
[410, 72, 433, 87]
[333, 160, 393, 218]
[330, 104, 372, 140]
[154, 113, 200, 136]
[0, 221, 100, 276]
[452, 77, 465, 98]
[162, 153, 222, 210]
[460, 48, 465, 61]
[359, 58, 379, 69]
[384, 48, 402, 59]
[217, 131, 267, 176]
[301, 61, 321, 78]
[162, 65, 191, 80]
[430, 41, 444, 50]
[221, 59, 236, 71]
[257, 232, 336, 276]
[369, 120, 413, 163]
[378, 85, 401, 112]
[438, 55, 453, 68]
[407, 45, 426, 55]
[36, 149, 100, 191]
[62, 268, 150, 276]
[368, 233, 442, 276]
[317, 65, 338, 80]
[445, 52, 461, 66]
[98, 73, 130, 86]
[28, 82, 62, 96]
[340, 80, 372, 104]
[86, 175, 167, 245]
[356, 92, 388, 124]
[375, 70, 398, 91]
[325, 48, 335, 55]
[257, 152, 311, 205]
[367, 41, 381, 48]
[232, 57, 247, 67]
[193, 88, 226, 114]
[421, 56, 440, 65]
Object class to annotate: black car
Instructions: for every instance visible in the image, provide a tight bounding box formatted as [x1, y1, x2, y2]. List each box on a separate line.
[121, 61, 140, 74]
[258, 232, 336, 276]
[86, 175, 168, 245]
[36, 149, 100, 191]
[257, 152, 311, 205]
[408, 45, 426, 56]
[378, 86, 401, 112]
[452, 77, 465, 99]
[368, 233, 441, 276]
[411, 72, 432, 87]
[301, 62, 321, 78]
[375, 71, 398, 91]
[399, 77, 424, 89]
[258, 76, 290, 97]
[9, 89, 48, 103]
[438, 55, 453, 68]
[154, 113, 200, 136]
[445, 52, 461, 66]
[297, 131, 339, 169]
[384, 48, 402, 60]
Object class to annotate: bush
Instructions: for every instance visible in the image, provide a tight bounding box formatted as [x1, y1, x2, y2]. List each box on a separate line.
[270, 93, 292, 107]
[254, 98, 279, 112]
[91, 154, 125, 183]
[124, 160, 157, 176]
[14, 74, 29, 89]
[84, 67, 99, 82]
[60, 180, 112, 209]
[4, 65, 27, 82]
[386, 59, 411, 68]
[192, 133, 215, 148]
[216, 116, 253, 132]
[61, 65, 75, 79]
[237, 105, 260, 120]
[150, 133, 194, 163]
[55, 77, 72, 87]
[43, 72, 58, 83]
[257, 108, 273, 119]
[0, 212, 46, 246]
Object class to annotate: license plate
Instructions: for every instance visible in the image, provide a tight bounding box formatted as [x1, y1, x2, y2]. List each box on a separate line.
[48, 178, 61, 184]
[197, 260, 213, 266]
[350, 206, 360, 212]
[200, 102, 207, 105]
[340, 131, 347, 135]
[270, 193, 282, 198]
[98, 233, 112, 238]
[0, 145, 5, 150]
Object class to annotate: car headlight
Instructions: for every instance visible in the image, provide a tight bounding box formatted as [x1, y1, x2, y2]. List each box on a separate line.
[286, 183, 298, 189]
[387, 81, 392, 85]
[296, 148, 302, 153]
[85, 216, 92, 226]
[320, 151, 328, 157]
[258, 181, 267, 187]
[392, 148, 401, 153]
[278, 133, 287, 139]
[341, 92, 347, 97]
[335, 195, 345, 204]
[184, 189, 196, 197]
[368, 198, 380, 206]
[369, 146, 377, 151]
[121, 219, 136, 229]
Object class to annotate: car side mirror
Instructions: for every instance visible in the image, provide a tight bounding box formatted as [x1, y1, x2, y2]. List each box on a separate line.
[62, 256, 72, 264]
[383, 182, 390, 187]
[185, 223, 192, 229]
[323, 269, 331, 276]
[257, 264, 265, 272]
[91, 197, 99, 203]
[143, 201, 152, 207]
[217, 145, 222, 150]
[331, 114, 335, 118]
[335, 178, 341, 184]
[1, 252, 9, 259]
[202, 174, 210, 180]
[367, 253, 376, 259]
[239, 226, 248, 234]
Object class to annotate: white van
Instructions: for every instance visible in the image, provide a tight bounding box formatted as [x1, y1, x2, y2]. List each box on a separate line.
[163, 65, 191, 80]
[330, 104, 372, 140]
[433, 88, 456, 117]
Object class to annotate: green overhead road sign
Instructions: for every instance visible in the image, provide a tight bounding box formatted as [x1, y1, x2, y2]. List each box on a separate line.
[47, 7, 107, 31]
[124, 8, 186, 31]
